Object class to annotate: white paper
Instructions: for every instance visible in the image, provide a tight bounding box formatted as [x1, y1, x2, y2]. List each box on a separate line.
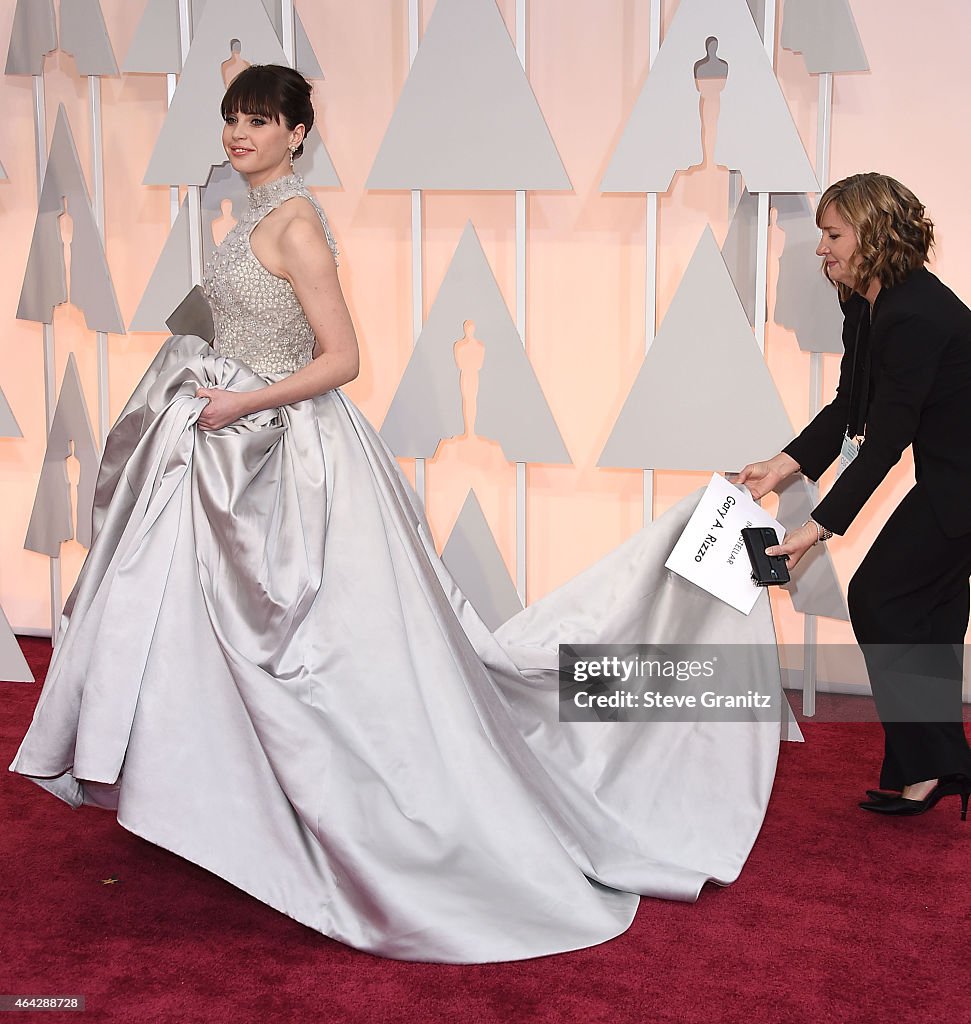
[665, 473, 785, 614]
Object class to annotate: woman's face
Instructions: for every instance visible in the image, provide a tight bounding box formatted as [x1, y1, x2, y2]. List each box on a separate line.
[816, 204, 860, 289]
[222, 109, 302, 183]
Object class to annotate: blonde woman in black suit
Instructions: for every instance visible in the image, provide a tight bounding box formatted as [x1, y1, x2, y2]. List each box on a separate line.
[737, 172, 971, 819]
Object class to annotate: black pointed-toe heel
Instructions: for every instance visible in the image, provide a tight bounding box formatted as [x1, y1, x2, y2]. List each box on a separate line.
[864, 789, 901, 803]
[859, 778, 971, 818]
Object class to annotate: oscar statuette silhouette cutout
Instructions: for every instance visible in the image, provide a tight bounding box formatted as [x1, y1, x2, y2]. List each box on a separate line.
[58, 195, 73, 309]
[693, 36, 729, 175]
[426, 319, 515, 560]
[54, 194, 87, 336]
[210, 197, 237, 249]
[221, 38, 251, 89]
[454, 319, 486, 440]
[65, 439, 81, 549]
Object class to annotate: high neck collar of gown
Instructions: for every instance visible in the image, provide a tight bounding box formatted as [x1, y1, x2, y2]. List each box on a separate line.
[246, 173, 305, 210]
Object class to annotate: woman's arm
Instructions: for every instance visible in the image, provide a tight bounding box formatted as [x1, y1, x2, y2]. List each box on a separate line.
[197, 205, 358, 431]
[767, 310, 947, 569]
[780, 295, 863, 481]
[809, 311, 948, 535]
[735, 296, 862, 500]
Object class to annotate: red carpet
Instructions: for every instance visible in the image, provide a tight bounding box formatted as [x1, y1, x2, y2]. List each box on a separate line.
[2, 637, 968, 1024]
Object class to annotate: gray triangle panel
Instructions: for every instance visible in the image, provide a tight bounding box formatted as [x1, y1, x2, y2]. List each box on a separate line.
[599, 227, 793, 472]
[0, 606, 34, 682]
[221, 0, 325, 79]
[129, 197, 195, 332]
[293, 11, 323, 80]
[132, 159, 253, 332]
[745, 0, 766, 33]
[122, 0, 180, 73]
[202, 160, 249, 216]
[773, 194, 844, 353]
[781, 0, 868, 74]
[59, 0, 118, 76]
[721, 188, 760, 327]
[441, 490, 523, 632]
[125, 0, 323, 78]
[602, 0, 818, 194]
[0, 383, 23, 437]
[782, 697, 805, 742]
[17, 211, 65, 320]
[259, 0, 324, 79]
[24, 353, 100, 556]
[381, 222, 570, 464]
[367, 0, 570, 191]
[776, 474, 849, 620]
[4, 0, 56, 75]
[141, 0, 338, 185]
[166, 285, 215, 342]
[17, 106, 125, 334]
[144, 0, 292, 185]
[298, 133, 340, 188]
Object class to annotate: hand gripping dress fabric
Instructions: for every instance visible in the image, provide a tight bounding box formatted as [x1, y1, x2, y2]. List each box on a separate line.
[9, 174, 782, 964]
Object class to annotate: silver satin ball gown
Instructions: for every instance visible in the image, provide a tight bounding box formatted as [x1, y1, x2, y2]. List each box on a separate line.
[9, 173, 783, 963]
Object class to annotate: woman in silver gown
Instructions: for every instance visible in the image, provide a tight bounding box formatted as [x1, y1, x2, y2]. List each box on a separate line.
[10, 65, 784, 963]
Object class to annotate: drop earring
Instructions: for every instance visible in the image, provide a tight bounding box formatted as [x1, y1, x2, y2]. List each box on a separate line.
[289, 146, 296, 171]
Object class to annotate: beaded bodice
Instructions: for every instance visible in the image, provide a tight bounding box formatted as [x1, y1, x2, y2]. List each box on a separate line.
[201, 173, 339, 376]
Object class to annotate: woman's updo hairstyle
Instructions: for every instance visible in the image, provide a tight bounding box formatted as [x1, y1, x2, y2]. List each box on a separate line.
[816, 172, 935, 301]
[220, 64, 314, 159]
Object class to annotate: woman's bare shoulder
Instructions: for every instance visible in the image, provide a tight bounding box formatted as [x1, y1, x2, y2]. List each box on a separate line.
[261, 196, 329, 253]
[267, 194, 324, 232]
[250, 194, 335, 280]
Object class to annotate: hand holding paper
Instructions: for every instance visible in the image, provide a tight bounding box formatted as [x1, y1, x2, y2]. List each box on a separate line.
[664, 473, 786, 614]
[730, 452, 800, 501]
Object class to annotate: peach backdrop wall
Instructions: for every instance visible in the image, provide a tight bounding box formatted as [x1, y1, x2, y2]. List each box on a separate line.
[1, 1, 968, 665]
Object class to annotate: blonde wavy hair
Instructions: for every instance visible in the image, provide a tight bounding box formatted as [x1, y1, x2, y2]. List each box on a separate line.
[816, 173, 935, 301]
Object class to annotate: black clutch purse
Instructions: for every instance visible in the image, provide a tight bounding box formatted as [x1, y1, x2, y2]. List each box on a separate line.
[741, 527, 790, 587]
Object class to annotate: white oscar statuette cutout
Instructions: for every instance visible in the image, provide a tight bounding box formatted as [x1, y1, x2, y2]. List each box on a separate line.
[665, 473, 785, 615]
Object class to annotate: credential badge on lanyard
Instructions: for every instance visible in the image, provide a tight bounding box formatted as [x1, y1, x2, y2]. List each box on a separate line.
[837, 433, 862, 478]
[838, 306, 871, 479]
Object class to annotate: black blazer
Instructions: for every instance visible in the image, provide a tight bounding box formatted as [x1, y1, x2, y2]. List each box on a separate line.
[783, 266, 971, 538]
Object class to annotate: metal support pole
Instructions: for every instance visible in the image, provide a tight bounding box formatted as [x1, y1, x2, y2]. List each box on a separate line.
[167, 74, 179, 226]
[281, 0, 296, 65]
[728, 170, 742, 214]
[642, 0, 661, 526]
[753, 0, 775, 354]
[31, 79, 53, 426]
[754, 190, 770, 354]
[514, 0, 527, 603]
[32, 73, 61, 639]
[407, 0, 425, 502]
[761, 0, 777, 60]
[174, 0, 202, 285]
[411, 189, 424, 500]
[88, 75, 110, 446]
[802, 71, 834, 718]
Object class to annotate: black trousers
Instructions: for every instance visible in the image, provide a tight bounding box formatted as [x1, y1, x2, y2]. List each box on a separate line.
[847, 485, 971, 789]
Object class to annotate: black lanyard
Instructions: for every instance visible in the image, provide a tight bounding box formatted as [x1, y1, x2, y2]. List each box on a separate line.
[845, 305, 872, 438]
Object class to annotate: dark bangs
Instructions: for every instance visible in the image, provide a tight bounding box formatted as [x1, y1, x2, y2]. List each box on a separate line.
[220, 66, 288, 124]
